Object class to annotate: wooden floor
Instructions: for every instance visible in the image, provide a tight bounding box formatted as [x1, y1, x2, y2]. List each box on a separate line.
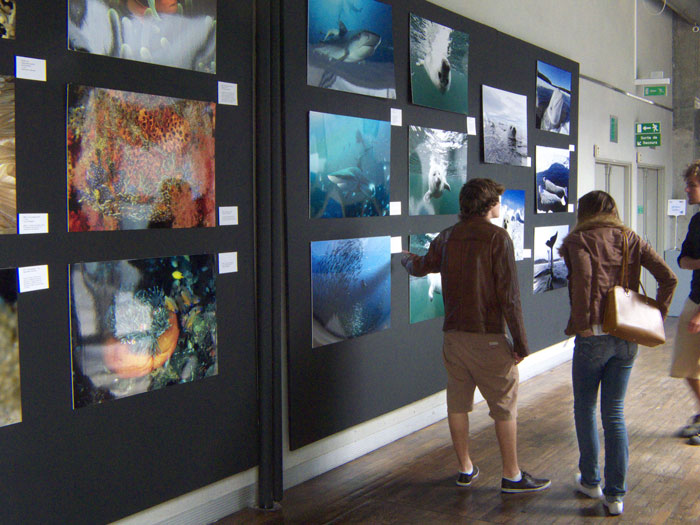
[222, 318, 700, 524]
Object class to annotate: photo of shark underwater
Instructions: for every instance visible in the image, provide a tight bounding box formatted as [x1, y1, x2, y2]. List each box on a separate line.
[408, 125, 467, 216]
[536, 60, 571, 135]
[311, 236, 391, 348]
[307, 0, 396, 99]
[482, 84, 528, 167]
[67, 0, 217, 73]
[409, 233, 444, 324]
[309, 111, 391, 219]
[409, 13, 469, 115]
[536, 145, 570, 213]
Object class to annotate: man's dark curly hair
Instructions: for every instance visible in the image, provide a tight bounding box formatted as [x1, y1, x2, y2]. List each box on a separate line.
[459, 178, 505, 220]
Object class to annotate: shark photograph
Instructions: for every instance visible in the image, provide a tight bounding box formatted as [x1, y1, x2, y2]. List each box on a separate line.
[536, 60, 571, 135]
[482, 84, 528, 167]
[408, 125, 467, 216]
[309, 111, 391, 219]
[533, 224, 569, 294]
[307, 0, 396, 99]
[409, 13, 469, 115]
[536, 145, 570, 213]
[408, 233, 445, 324]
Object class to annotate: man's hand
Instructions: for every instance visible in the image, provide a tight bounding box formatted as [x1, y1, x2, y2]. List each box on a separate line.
[688, 309, 700, 333]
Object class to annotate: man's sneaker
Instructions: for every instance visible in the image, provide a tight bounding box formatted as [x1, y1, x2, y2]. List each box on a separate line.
[501, 471, 551, 493]
[688, 433, 700, 446]
[679, 414, 700, 437]
[575, 473, 602, 499]
[603, 496, 623, 515]
[456, 465, 479, 486]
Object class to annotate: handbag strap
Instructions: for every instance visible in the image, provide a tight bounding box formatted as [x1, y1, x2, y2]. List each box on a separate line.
[620, 231, 649, 297]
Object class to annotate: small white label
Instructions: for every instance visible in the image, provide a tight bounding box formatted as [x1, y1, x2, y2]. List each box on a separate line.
[18, 265, 49, 293]
[467, 117, 477, 135]
[668, 199, 687, 216]
[568, 204, 575, 213]
[389, 201, 401, 216]
[522, 249, 532, 259]
[218, 82, 238, 106]
[16, 56, 47, 82]
[218, 252, 238, 274]
[218, 206, 239, 226]
[525, 157, 532, 167]
[18, 213, 48, 234]
[569, 144, 576, 152]
[390, 236, 402, 254]
[390, 108, 402, 127]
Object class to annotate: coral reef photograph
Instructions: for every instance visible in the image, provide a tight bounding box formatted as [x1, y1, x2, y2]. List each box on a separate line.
[68, 0, 216, 73]
[67, 84, 216, 231]
[0, 75, 14, 234]
[70, 254, 217, 407]
[0, 267, 19, 427]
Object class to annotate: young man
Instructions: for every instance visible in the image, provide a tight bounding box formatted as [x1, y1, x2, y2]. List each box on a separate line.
[401, 178, 550, 492]
[673, 160, 700, 445]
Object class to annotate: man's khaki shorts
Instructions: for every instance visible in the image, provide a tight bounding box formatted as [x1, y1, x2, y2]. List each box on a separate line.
[442, 331, 519, 420]
[671, 298, 700, 379]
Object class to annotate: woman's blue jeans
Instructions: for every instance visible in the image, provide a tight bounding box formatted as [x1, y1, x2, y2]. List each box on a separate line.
[572, 334, 638, 497]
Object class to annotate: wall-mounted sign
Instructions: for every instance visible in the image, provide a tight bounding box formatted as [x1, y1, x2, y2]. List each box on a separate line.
[644, 86, 667, 96]
[668, 199, 687, 216]
[635, 122, 661, 147]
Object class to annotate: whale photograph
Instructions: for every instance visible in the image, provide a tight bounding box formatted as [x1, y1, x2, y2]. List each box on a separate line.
[482, 85, 528, 166]
[0, 75, 15, 235]
[536, 145, 570, 213]
[409, 233, 444, 324]
[0, 267, 19, 427]
[408, 125, 467, 216]
[533, 224, 569, 294]
[307, 0, 396, 99]
[491, 189, 525, 260]
[70, 253, 218, 408]
[309, 110, 390, 219]
[536, 60, 571, 135]
[311, 236, 391, 348]
[68, 0, 217, 73]
[409, 13, 469, 114]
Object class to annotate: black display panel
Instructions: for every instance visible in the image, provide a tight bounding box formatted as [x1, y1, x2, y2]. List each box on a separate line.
[0, 2, 258, 523]
[283, 0, 579, 450]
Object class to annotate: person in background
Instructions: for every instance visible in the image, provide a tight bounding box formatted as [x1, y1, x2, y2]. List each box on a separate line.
[401, 178, 550, 494]
[672, 160, 700, 445]
[559, 191, 676, 516]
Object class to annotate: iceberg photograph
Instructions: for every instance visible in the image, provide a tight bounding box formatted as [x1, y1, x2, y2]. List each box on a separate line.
[309, 111, 390, 219]
[409, 233, 444, 324]
[307, 0, 396, 99]
[536, 145, 570, 214]
[482, 85, 528, 167]
[409, 13, 469, 114]
[491, 189, 525, 261]
[408, 125, 467, 216]
[533, 224, 569, 294]
[0, 267, 19, 427]
[536, 60, 571, 135]
[311, 236, 391, 348]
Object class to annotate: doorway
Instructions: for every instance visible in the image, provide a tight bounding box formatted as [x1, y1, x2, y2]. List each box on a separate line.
[594, 161, 632, 224]
[637, 166, 665, 292]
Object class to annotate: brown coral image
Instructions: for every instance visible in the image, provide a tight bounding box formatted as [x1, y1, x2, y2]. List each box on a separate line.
[0, 76, 15, 234]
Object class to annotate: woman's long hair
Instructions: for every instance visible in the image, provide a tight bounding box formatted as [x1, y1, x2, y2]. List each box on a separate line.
[576, 190, 620, 223]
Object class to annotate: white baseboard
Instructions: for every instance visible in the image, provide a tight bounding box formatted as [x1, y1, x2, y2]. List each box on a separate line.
[114, 338, 573, 524]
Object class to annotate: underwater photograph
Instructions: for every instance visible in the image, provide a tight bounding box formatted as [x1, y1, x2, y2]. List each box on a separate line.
[0, 75, 15, 234]
[533, 224, 568, 294]
[482, 85, 528, 167]
[309, 111, 390, 219]
[536, 145, 570, 214]
[311, 236, 391, 348]
[409, 233, 444, 324]
[0, 1, 14, 39]
[70, 253, 217, 408]
[67, 84, 216, 231]
[307, 0, 396, 99]
[408, 125, 466, 216]
[536, 61, 571, 135]
[0, 267, 20, 427]
[409, 13, 469, 115]
[68, 0, 216, 73]
[491, 189, 525, 261]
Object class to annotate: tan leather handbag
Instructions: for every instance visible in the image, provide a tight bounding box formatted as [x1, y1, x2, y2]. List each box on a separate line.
[602, 232, 666, 347]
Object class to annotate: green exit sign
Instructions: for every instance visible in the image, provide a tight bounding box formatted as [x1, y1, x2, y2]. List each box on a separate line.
[636, 122, 660, 134]
[635, 133, 661, 147]
[644, 86, 667, 96]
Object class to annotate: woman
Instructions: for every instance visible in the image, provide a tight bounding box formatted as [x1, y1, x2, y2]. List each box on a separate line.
[559, 191, 677, 515]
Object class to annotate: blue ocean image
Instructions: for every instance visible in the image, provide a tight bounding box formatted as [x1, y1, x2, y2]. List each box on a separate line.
[311, 236, 391, 348]
[536, 61, 571, 135]
[308, 0, 396, 99]
[409, 13, 469, 114]
[483, 85, 528, 166]
[409, 233, 444, 324]
[309, 111, 391, 219]
[536, 146, 570, 213]
[409, 125, 467, 216]
[495, 189, 525, 260]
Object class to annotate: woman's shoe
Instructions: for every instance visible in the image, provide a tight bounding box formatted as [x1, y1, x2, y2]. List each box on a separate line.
[603, 496, 623, 515]
[575, 473, 602, 499]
